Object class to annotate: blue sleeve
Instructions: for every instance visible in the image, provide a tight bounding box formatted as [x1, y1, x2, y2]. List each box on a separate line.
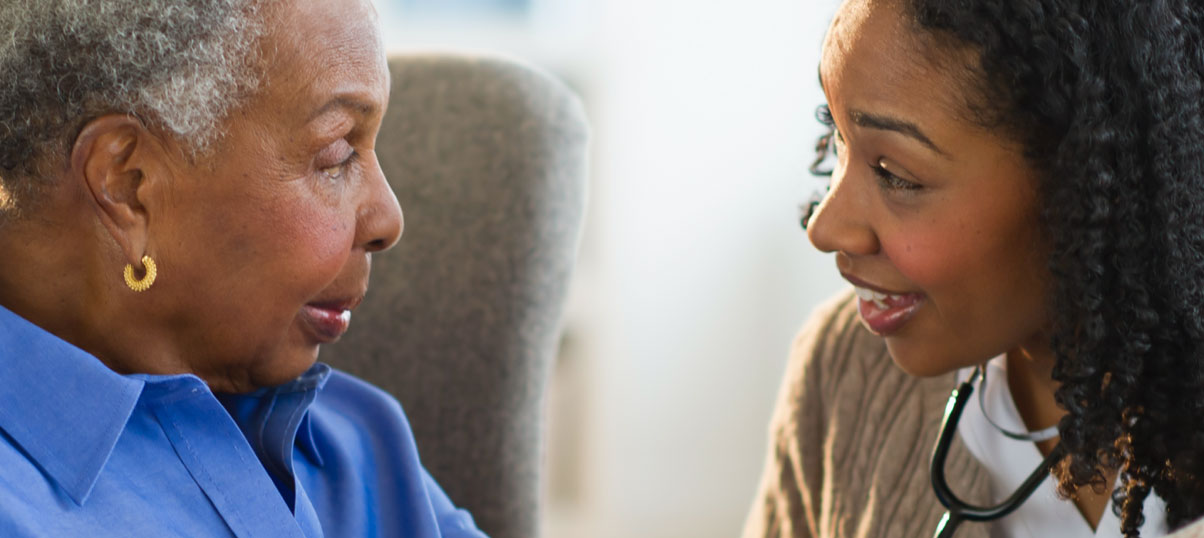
[422, 469, 491, 538]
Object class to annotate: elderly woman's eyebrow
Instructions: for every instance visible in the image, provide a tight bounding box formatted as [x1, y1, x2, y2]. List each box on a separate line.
[849, 109, 947, 156]
[308, 94, 380, 123]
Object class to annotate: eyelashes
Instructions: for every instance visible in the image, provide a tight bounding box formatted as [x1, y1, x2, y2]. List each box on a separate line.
[802, 104, 837, 230]
[319, 150, 358, 181]
[811, 104, 921, 193]
[811, 104, 838, 177]
[315, 137, 358, 181]
[872, 160, 921, 192]
[817, 104, 835, 126]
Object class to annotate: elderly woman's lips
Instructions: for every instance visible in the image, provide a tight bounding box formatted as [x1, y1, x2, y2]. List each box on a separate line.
[300, 304, 352, 343]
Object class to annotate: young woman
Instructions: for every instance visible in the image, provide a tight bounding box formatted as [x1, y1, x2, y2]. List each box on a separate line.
[744, 0, 1204, 537]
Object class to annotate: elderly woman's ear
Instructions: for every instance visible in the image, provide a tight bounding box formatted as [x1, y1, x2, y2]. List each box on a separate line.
[70, 114, 174, 270]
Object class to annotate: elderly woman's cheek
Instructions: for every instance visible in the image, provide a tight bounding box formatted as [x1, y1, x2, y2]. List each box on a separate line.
[294, 212, 357, 281]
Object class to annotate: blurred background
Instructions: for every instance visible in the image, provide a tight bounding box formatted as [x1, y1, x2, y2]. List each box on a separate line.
[373, 0, 846, 536]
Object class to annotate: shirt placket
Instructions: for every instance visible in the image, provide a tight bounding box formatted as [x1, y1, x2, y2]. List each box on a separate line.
[146, 379, 307, 538]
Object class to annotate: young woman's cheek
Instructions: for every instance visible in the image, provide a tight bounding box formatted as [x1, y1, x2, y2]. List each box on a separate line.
[879, 217, 983, 290]
[859, 173, 1015, 298]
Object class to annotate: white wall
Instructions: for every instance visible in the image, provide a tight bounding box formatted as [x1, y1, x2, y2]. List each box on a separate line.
[567, 2, 844, 537]
[376, 1, 847, 536]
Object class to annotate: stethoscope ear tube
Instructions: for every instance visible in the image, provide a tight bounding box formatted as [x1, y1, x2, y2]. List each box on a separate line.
[929, 368, 1066, 537]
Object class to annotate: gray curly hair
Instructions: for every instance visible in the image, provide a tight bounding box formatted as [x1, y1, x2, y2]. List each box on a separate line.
[0, 0, 265, 214]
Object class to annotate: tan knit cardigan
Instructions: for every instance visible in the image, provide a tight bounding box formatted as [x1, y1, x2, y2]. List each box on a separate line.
[741, 291, 1204, 538]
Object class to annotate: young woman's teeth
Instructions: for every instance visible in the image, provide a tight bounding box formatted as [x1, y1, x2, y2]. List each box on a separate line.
[854, 286, 893, 309]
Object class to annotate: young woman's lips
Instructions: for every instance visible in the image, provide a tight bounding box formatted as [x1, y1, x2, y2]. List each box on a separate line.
[841, 276, 927, 336]
[300, 304, 353, 343]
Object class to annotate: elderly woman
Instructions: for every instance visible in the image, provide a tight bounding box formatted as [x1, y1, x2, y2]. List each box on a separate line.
[0, 1, 486, 536]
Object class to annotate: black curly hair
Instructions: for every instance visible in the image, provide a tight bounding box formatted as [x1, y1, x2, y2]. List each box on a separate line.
[808, 0, 1204, 535]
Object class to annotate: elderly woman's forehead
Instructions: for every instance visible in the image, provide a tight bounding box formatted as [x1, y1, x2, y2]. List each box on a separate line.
[264, 0, 381, 58]
[256, 0, 385, 95]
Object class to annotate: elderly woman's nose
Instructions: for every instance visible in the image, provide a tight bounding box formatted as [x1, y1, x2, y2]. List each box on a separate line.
[356, 161, 403, 253]
[806, 174, 879, 257]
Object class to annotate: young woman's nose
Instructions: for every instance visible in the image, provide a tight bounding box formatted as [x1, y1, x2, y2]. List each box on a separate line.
[806, 172, 880, 257]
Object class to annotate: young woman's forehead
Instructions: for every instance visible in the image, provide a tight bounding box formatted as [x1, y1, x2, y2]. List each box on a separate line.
[820, 0, 986, 144]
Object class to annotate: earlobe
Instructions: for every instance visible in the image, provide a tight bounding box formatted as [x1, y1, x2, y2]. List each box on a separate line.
[71, 115, 164, 267]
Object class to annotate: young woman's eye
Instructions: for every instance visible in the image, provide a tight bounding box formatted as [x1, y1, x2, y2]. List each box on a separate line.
[872, 160, 922, 191]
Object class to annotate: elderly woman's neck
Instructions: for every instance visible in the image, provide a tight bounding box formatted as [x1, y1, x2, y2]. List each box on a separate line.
[0, 215, 91, 335]
[0, 197, 288, 395]
[0, 211, 191, 381]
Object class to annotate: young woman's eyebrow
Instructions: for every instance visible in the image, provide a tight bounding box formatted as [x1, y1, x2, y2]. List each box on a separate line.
[819, 67, 949, 158]
[849, 109, 948, 157]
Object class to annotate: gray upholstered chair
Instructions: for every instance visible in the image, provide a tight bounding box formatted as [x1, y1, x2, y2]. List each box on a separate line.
[326, 52, 589, 538]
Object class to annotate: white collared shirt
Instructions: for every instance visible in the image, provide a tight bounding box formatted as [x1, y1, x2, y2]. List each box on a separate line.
[955, 357, 1168, 538]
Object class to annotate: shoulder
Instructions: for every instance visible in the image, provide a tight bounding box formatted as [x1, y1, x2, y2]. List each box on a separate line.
[304, 369, 422, 465]
[304, 369, 423, 500]
[310, 369, 413, 436]
[1169, 518, 1204, 538]
[776, 289, 960, 428]
[755, 289, 989, 538]
[0, 431, 57, 537]
[771, 290, 898, 433]
[302, 370, 489, 538]
[320, 368, 403, 412]
[784, 289, 884, 388]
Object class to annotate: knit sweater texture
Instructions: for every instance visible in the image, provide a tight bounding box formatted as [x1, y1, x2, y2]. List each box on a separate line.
[742, 291, 1204, 538]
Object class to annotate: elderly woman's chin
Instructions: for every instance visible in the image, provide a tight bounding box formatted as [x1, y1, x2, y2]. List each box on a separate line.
[222, 308, 359, 391]
[259, 341, 324, 389]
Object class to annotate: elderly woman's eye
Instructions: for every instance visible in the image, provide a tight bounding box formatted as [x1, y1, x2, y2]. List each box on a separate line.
[318, 149, 357, 180]
[320, 161, 346, 179]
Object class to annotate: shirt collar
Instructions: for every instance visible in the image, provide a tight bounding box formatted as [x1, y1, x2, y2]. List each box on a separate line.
[216, 363, 332, 471]
[286, 364, 329, 467]
[0, 305, 144, 506]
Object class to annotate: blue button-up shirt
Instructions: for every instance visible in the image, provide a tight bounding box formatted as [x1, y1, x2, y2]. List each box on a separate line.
[0, 306, 488, 538]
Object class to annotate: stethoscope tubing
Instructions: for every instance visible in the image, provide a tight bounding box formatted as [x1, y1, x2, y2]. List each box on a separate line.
[929, 368, 1066, 538]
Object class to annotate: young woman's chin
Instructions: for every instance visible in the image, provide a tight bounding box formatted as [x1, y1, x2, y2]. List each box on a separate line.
[881, 336, 985, 378]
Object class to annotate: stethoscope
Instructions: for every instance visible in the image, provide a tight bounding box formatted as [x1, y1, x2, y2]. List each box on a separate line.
[928, 366, 1067, 538]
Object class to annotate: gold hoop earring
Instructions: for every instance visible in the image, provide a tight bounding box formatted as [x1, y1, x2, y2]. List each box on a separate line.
[123, 255, 157, 292]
